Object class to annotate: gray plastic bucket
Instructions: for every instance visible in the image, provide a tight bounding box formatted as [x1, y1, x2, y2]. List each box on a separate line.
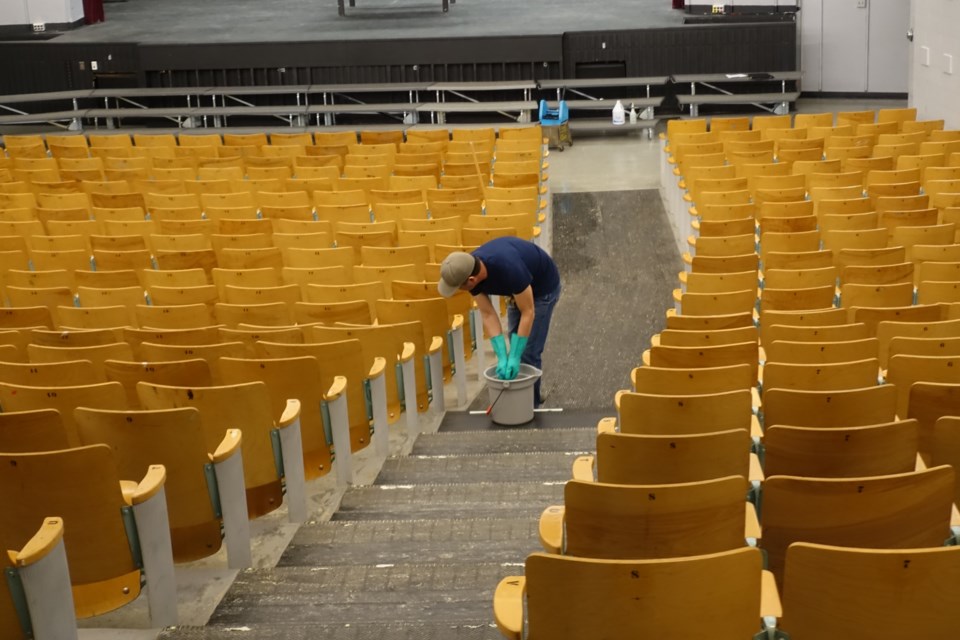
[483, 364, 542, 425]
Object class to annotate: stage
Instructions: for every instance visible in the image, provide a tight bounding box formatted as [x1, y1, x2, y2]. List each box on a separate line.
[0, 0, 797, 104]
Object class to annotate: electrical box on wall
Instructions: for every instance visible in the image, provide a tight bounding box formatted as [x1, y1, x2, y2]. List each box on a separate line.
[857, 0, 867, 9]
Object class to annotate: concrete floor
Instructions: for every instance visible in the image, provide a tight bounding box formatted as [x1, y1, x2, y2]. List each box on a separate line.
[77, 96, 910, 638]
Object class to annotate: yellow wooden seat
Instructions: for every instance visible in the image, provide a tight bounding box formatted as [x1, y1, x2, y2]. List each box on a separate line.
[103, 358, 213, 406]
[538, 476, 757, 558]
[223, 283, 301, 309]
[254, 339, 386, 469]
[616, 388, 758, 438]
[493, 548, 770, 640]
[26, 342, 133, 379]
[763, 419, 921, 477]
[310, 321, 427, 432]
[293, 300, 373, 326]
[576, 425, 758, 485]
[765, 337, 879, 365]
[57, 305, 133, 330]
[759, 467, 954, 584]
[876, 317, 960, 368]
[849, 302, 946, 336]
[135, 303, 216, 329]
[74, 406, 250, 567]
[0, 408, 70, 453]
[376, 297, 465, 401]
[0, 446, 176, 631]
[0, 358, 101, 387]
[219, 355, 340, 482]
[647, 342, 759, 383]
[762, 266, 837, 290]
[759, 285, 835, 314]
[138, 341, 245, 384]
[762, 358, 879, 395]
[773, 543, 960, 640]
[764, 322, 869, 345]
[213, 302, 293, 328]
[138, 380, 306, 523]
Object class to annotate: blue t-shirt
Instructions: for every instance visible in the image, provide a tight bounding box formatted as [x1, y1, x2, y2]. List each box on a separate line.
[470, 237, 560, 298]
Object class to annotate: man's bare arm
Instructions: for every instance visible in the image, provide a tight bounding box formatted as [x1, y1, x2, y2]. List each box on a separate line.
[475, 293, 504, 338]
[513, 286, 535, 338]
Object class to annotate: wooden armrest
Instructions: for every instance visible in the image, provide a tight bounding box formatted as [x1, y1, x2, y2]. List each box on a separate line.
[532, 226, 541, 238]
[749, 452, 765, 483]
[630, 367, 639, 389]
[760, 569, 783, 618]
[428, 336, 443, 354]
[400, 341, 415, 362]
[672, 288, 682, 303]
[324, 375, 347, 402]
[641, 349, 651, 365]
[597, 417, 617, 434]
[451, 313, 464, 331]
[572, 455, 595, 482]
[745, 502, 761, 540]
[493, 576, 525, 640]
[368, 356, 386, 379]
[750, 414, 763, 439]
[278, 398, 301, 428]
[952, 503, 960, 529]
[120, 480, 139, 506]
[131, 464, 166, 505]
[751, 386, 761, 409]
[211, 428, 242, 464]
[614, 389, 626, 410]
[538, 505, 564, 553]
[9, 517, 64, 567]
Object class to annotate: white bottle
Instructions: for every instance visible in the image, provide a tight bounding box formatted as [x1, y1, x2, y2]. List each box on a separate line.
[629, 104, 638, 124]
[612, 100, 625, 126]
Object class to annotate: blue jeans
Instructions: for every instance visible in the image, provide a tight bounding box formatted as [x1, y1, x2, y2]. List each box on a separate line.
[507, 283, 561, 406]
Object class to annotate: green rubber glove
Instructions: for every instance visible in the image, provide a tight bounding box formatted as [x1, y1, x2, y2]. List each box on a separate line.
[505, 333, 528, 380]
[491, 334, 509, 379]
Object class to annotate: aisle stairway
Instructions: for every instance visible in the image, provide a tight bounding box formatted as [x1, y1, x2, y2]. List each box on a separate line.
[158, 421, 596, 639]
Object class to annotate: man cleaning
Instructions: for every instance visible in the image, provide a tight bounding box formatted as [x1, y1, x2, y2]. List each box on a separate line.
[437, 236, 561, 407]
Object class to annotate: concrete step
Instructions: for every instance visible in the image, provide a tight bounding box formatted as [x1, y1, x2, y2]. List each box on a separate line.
[333, 481, 564, 521]
[376, 451, 582, 485]
[204, 562, 520, 627]
[411, 427, 595, 456]
[161, 622, 504, 639]
[280, 517, 540, 567]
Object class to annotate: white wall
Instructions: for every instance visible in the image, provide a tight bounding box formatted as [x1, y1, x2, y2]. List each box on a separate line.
[909, 0, 960, 128]
[799, 0, 909, 93]
[0, 0, 84, 27]
[0, 0, 31, 26]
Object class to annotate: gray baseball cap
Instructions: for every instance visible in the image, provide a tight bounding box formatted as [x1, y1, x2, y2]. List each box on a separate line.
[437, 251, 476, 297]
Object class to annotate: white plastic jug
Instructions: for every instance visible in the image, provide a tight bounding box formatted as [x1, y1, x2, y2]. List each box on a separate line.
[612, 100, 625, 126]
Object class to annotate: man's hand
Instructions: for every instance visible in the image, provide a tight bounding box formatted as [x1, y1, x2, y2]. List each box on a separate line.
[505, 334, 528, 380]
[491, 334, 510, 379]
